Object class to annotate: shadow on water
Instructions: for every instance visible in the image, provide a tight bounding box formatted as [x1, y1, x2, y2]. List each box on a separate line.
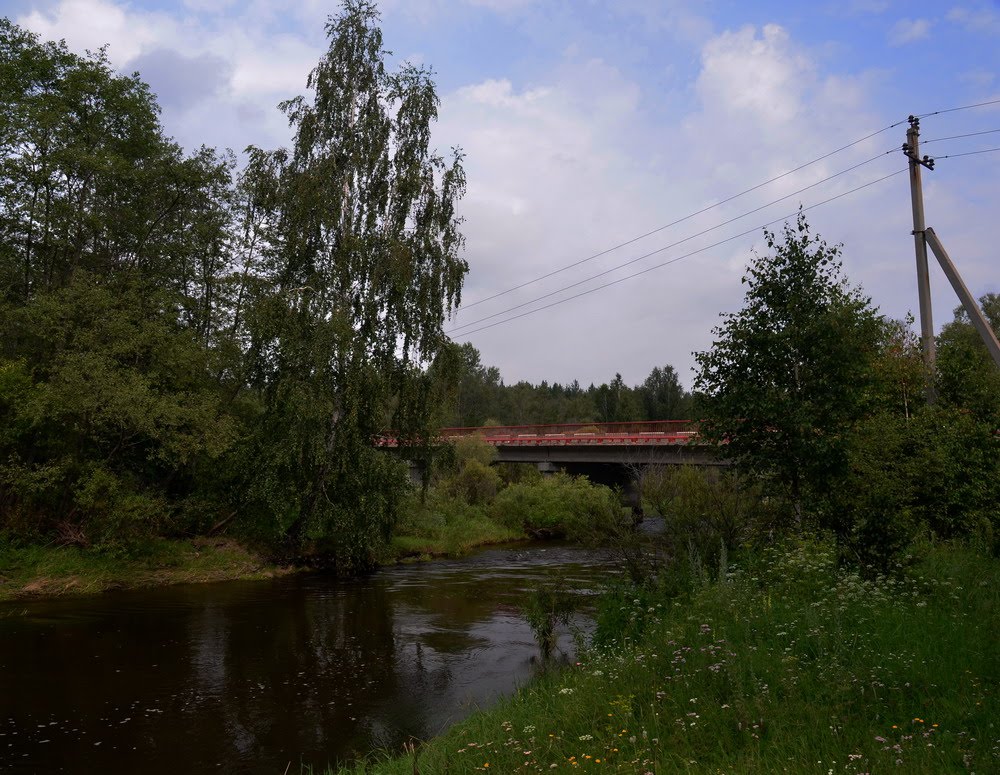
[0, 542, 618, 774]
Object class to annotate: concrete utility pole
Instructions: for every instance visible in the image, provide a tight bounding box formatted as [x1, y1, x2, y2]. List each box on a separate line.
[903, 116, 936, 402]
[925, 228, 1000, 369]
[902, 115, 1000, 392]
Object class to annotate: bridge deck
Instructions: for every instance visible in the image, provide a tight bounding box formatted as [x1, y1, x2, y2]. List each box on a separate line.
[379, 421, 700, 448]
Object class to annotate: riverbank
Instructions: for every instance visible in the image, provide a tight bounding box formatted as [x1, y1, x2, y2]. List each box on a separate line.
[0, 516, 529, 601]
[328, 540, 999, 774]
[0, 537, 299, 601]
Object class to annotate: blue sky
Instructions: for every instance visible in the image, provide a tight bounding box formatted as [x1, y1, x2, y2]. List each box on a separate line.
[8, 0, 1000, 387]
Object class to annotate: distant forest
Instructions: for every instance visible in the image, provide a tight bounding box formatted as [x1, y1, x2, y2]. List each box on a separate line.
[442, 343, 691, 427]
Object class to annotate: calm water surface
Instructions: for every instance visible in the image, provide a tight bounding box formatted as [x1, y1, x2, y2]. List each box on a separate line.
[0, 543, 615, 774]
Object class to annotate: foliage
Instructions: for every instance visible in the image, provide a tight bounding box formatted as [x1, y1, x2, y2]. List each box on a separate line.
[452, 433, 497, 467]
[642, 465, 771, 571]
[445, 459, 502, 506]
[0, 6, 467, 569]
[388, 489, 519, 559]
[936, 293, 1000, 426]
[0, 22, 237, 554]
[230, 1, 467, 567]
[694, 213, 888, 524]
[521, 573, 579, 659]
[490, 472, 622, 539]
[441, 345, 693, 427]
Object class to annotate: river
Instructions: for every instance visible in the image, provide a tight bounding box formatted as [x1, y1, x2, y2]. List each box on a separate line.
[0, 543, 616, 774]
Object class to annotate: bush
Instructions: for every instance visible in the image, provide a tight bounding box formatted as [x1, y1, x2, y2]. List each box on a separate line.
[445, 459, 502, 505]
[490, 472, 621, 539]
[453, 433, 498, 467]
[521, 573, 579, 659]
[642, 465, 769, 571]
[391, 489, 518, 557]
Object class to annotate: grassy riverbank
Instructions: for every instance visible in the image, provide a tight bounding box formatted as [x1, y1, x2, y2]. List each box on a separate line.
[0, 537, 296, 601]
[328, 540, 998, 774]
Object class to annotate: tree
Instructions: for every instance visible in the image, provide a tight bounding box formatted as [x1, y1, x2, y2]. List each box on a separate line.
[936, 293, 1000, 426]
[693, 212, 885, 522]
[233, 1, 467, 568]
[0, 21, 236, 549]
[638, 364, 691, 420]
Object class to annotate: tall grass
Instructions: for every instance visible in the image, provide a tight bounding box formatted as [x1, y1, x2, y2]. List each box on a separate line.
[0, 537, 288, 599]
[327, 539, 998, 773]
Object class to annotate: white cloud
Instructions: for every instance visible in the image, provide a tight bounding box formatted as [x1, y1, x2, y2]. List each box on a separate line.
[948, 4, 1000, 35]
[19, 0, 174, 62]
[12, 1, 998, 388]
[889, 18, 932, 46]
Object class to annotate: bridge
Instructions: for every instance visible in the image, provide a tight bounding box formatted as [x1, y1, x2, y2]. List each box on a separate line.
[381, 421, 722, 506]
[421, 420, 717, 467]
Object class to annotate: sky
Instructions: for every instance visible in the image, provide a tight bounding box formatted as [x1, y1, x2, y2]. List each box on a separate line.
[6, 0, 1000, 388]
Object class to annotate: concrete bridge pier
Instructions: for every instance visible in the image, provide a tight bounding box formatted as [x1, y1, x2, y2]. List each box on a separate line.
[536, 461, 560, 477]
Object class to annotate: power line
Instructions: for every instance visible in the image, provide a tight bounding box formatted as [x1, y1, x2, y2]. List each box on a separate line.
[453, 168, 908, 340]
[922, 128, 1000, 144]
[456, 100, 999, 314]
[916, 97, 1000, 119]
[929, 146, 1000, 161]
[455, 118, 910, 312]
[448, 147, 898, 335]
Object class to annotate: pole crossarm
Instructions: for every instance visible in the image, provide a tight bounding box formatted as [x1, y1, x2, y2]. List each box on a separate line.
[924, 228, 1000, 369]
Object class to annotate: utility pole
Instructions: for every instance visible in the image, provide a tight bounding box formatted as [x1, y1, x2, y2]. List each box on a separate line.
[902, 115, 1000, 387]
[903, 116, 936, 402]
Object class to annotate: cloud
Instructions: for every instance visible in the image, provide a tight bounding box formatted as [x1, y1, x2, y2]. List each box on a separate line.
[19, 0, 174, 62]
[947, 4, 1000, 35]
[18, 0, 321, 154]
[128, 48, 232, 111]
[889, 18, 931, 46]
[13, 0, 998, 388]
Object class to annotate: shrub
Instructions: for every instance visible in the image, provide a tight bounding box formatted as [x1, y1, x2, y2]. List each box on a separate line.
[522, 573, 578, 659]
[453, 433, 498, 467]
[642, 465, 770, 571]
[490, 472, 621, 539]
[445, 459, 502, 505]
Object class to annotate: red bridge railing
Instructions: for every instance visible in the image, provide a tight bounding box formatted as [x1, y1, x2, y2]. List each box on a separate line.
[378, 421, 698, 447]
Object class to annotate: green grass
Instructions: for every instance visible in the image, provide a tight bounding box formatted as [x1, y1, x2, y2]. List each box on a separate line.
[326, 540, 999, 773]
[382, 490, 523, 562]
[0, 537, 292, 600]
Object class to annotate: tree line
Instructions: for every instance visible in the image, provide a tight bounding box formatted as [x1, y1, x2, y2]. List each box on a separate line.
[437, 343, 692, 427]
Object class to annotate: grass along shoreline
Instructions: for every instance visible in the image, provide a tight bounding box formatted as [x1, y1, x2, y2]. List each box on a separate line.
[0, 508, 534, 602]
[0, 537, 298, 601]
[326, 539, 998, 774]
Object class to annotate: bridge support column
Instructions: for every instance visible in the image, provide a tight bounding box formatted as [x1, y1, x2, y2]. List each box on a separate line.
[407, 460, 423, 486]
[536, 461, 559, 477]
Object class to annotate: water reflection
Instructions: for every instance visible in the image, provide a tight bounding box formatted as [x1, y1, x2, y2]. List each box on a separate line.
[0, 545, 614, 774]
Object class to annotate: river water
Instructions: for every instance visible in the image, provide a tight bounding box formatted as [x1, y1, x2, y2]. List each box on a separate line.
[0, 543, 616, 774]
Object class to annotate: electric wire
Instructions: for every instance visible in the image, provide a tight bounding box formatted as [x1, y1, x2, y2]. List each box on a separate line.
[928, 146, 1000, 161]
[916, 97, 1000, 119]
[447, 146, 899, 335]
[455, 118, 911, 311]
[457, 99, 999, 314]
[922, 128, 1000, 144]
[454, 168, 908, 340]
